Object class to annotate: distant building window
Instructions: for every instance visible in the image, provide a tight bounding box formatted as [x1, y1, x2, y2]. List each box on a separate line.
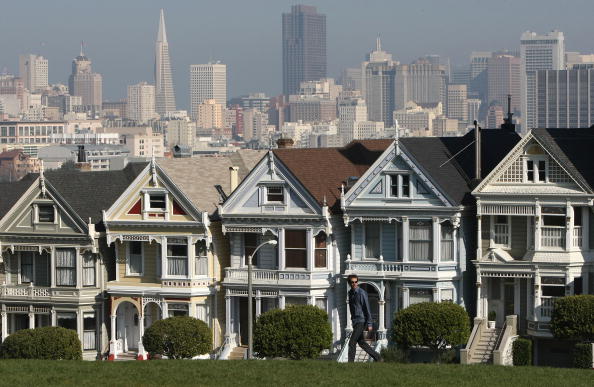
[266, 186, 284, 203]
[38, 205, 54, 223]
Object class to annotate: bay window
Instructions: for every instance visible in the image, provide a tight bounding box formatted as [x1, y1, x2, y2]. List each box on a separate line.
[314, 232, 327, 268]
[127, 242, 143, 275]
[409, 221, 432, 261]
[82, 253, 96, 287]
[55, 248, 76, 286]
[167, 240, 188, 276]
[20, 252, 33, 283]
[440, 222, 454, 261]
[285, 230, 307, 268]
[195, 240, 208, 276]
[493, 216, 510, 247]
[365, 223, 380, 259]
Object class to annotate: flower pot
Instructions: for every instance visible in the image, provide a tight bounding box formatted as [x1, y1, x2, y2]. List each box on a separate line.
[488, 320, 496, 329]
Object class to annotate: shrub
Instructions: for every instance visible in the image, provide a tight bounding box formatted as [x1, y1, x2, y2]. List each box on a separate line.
[380, 346, 408, 363]
[512, 338, 532, 366]
[0, 326, 82, 360]
[142, 316, 211, 359]
[254, 304, 332, 360]
[573, 343, 592, 369]
[392, 302, 470, 351]
[551, 295, 594, 342]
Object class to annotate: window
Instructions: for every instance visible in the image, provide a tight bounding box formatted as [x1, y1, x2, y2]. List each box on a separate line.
[266, 186, 284, 203]
[167, 240, 188, 276]
[57, 312, 77, 330]
[127, 242, 143, 275]
[285, 230, 307, 268]
[149, 193, 166, 209]
[315, 297, 327, 312]
[195, 240, 208, 276]
[440, 222, 454, 261]
[38, 205, 54, 223]
[244, 233, 258, 266]
[20, 252, 33, 283]
[167, 303, 189, 317]
[83, 312, 96, 350]
[365, 223, 380, 259]
[82, 253, 95, 287]
[285, 297, 308, 306]
[55, 248, 76, 286]
[196, 303, 210, 326]
[409, 221, 432, 261]
[389, 175, 410, 198]
[314, 232, 327, 268]
[493, 216, 510, 246]
[409, 289, 433, 305]
[541, 277, 565, 297]
[526, 158, 547, 182]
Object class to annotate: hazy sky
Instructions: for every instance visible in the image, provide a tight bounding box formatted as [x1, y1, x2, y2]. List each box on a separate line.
[2, 0, 594, 109]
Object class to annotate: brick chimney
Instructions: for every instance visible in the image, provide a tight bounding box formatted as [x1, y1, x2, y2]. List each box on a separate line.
[276, 138, 294, 149]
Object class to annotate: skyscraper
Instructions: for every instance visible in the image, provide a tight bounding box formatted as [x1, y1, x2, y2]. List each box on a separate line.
[395, 59, 447, 109]
[520, 30, 565, 131]
[19, 54, 48, 92]
[127, 82, 157, 124]
[361, 38, 397, 126]
[154, 9, 176, 116]
[68, 45, 102, 113]
[487, 54, 521, 112]
[282, 5, 326, 96]
[446, 84, 469, 123]
[189, 62, 226, 120]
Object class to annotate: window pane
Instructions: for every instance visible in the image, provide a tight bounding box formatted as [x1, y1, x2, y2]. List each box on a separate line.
[21, 252, 33, 283]
[149, 194, 166, 209]
[543, 215, 564, 227]
[56, 249, 76, 286]
[537, 160, 546, 182]
[167, 244, 187, 257]
[285, 230, 306, 248]
[130, 241, 142, 255]
[314, 233, 327, 248]
[267, 186, 284, 202]
[527, 160, 534, 182]
[38, 205, 54, 222]
[440, 223, 454, 261]
[57, 312, 77, 330]
[286, 249, 307, 268]
[244, 233, 258, 265]
[409, 221, 432, 261]
[390, 175, 398, 196]
[315, 249, 326, 268]
[402, 175, 410, 197]
[573, 208, 582, 226]
[365, 223, 380, 258]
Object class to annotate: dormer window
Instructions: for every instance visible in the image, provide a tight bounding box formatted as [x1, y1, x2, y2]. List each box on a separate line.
[389, 174, 411, 198]
[38, 204, 55, 223]
[149, 193, 167, 210]
[266, 186, 284, 203]
[526, 159, 546, 183]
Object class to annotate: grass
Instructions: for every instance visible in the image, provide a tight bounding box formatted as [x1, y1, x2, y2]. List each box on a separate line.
[0, 360, 591, 387]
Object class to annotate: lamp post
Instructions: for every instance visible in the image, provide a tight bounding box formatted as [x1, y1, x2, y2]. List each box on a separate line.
[248, 239, 278, 359]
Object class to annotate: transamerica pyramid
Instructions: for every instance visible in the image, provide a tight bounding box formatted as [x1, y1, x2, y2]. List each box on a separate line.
[155, 9, 176, 116]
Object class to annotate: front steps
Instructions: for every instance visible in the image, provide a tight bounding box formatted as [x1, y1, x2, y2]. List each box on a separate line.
[228, 345, 247, 360]
[469, 328, 501, 364]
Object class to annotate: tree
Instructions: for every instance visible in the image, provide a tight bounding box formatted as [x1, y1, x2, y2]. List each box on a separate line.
[392, 302, 470, 351]
[254, 305, 332, 360]
[142, 316, 211, 359]
[551, 295, 594, 342]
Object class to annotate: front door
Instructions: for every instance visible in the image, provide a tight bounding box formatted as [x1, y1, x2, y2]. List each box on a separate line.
[117, 302, 139, 352]
[238, 298, 256, 346]
[503, 282, 515, 324]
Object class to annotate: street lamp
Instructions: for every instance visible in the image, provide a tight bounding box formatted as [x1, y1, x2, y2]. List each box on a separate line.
[247, 239, 278, 359]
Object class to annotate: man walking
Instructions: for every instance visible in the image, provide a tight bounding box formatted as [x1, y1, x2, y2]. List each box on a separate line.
[347, 274, 382, 362]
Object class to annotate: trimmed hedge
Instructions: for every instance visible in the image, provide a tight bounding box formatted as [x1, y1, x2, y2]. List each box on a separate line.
[142, 316, 211, 359]
[573, 343, 592, 369]
[551, 295, 594, 342]
[254, 304, 332, 360]
[380, 346, 409, 363]
[392, 302, 470, 350]
[0, 326, 82, 360]
[512, 338, 532, 366]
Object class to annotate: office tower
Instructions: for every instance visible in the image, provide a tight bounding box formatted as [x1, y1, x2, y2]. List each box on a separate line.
[395, 59, 447, 109]
[68, 45, 103, 113]
[195, 99, 224, 128]
[487, 54, 521, 113]
[189, 62, 226, 120]
[486, 105, 505, 128]
[535, 68, 594, 128]
[450, 66, 471, 87]
[362, 38, 397, 126]
[467, 99, 481, 125]
[299, 78, 342, 99]
[447, 84, 468, 123]
[565, 52, 594, 68]
[127, 82, 157, 123]
[520, 30, 565, 130]
[469, 51, 491, 102]
[338, 98, 367, 122]
[282, 5, 326, 95]
[340, 68, 363, 92]
[19, 54, 48, 92]
[393, 101, 442, 134]
[288, 96, 336, 123]
[338, 98, 383, 144]
[155, 9, 176, 116]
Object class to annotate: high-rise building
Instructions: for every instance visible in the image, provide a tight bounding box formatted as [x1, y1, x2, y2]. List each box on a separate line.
[487, 54, 521, 112]
[467, 99, 482, 125]
[535, 68, 594, 128]
[155, 9, 176, 116]
[19, 54, 48, 92]
[340, 68, 363, 92]
[469, 51, 491, 101]
[521, 30, 565, 131]
[362, 38, 397, 126]
[68, 46, 102, 113]
[486, 105, 505, 128]
[395, 59, 447, 109]
[447, 84, 468, 123]
[189, 62, 226, 120]
[127, 82, 157, 124]
[195, 99, 224, 128]
[282, 5, 326, 95]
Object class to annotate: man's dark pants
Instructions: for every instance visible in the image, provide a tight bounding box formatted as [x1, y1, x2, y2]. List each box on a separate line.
[348, 322, 381, 362]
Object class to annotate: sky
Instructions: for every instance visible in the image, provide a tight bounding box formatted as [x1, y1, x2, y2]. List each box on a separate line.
[2, 0, 594, 110]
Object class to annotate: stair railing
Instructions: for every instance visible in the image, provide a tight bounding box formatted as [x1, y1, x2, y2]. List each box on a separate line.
[336, 330, 353, 363]
[460, 317, 485, 364]
[493, 315, 518, 366]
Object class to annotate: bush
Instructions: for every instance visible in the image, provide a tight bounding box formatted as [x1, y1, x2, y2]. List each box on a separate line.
[380, 346, 409, 363]
[254, 304, 332, 360]
[142, 316, 211, 359]
[392, 302, 470, 351]
[573, 343, 592, 369]
[0, 326, 82, 360]
[551, 295, 594, 342]
[512, 338, 532, 366]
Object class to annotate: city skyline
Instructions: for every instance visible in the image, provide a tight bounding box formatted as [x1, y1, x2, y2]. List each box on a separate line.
[2, 0, 594, 109]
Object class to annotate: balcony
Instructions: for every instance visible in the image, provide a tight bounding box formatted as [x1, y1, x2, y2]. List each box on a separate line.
[541, 227, 565, 249]
[345, 259, 457, 278]
[223, 267, 332, 287]
[0, 285, 86, 301]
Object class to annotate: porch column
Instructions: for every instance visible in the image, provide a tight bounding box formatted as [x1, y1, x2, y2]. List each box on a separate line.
[534, 202, 542, 251]
[50, 247, 56, 288]
[378, 300, 386, 341]
[401, 287, 410, 309]
[255, 290, 262, 318]
[160, 237, 168, 279]
[278, 228, 285, 270]
[278, 295, 285, 310]
[476, 269, 482, 318]
[514, 278, 521, 316]
[137, 311, 146, 360]
[566, 203, 573, 252]
[565, 270, 573, 296]
[533, 271, 541, 322]
[109, 314, 117, 360]
[308, 295, 315, 306]
[402, 217, 409, 262]
[1, 308, 7, 342]
[432, 217, 440, 263]
[188, 237, 195, 279]
[51, 307, 56, 326]
[306, 228, 313, 271]
[76, 250, 82, 288]
[345, 289, 352, 331]
[225, 293, 232, 338]
[161, 299, 168, 318]
[28, 306, 35, 329]
[432, 288, 439, 303]
[582, 207, 589, 250]
[476, 213, 482, 259]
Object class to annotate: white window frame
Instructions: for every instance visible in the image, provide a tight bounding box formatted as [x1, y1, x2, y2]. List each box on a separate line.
[194, 239, 209, 277]
[491, 215, 512, 249]
[523, 156, 548, 183]
[387, 174, 412, 199]
[82, 253, 96, 287]
[313, 231, 328, 269]
[166, 239, 189, 278]
[263, 185, 286, 205]
[33, 203, 57, 225]
[147, 192, 168, 211]
[364, 222, 381, 260]
[126, 241, 144, 276]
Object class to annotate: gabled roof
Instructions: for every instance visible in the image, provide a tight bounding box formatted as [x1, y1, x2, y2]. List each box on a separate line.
[531, 128, 594, 191]
[273, 140, 393, 213]
[401, 129, 521, 205]
[0, 175, 37, 219]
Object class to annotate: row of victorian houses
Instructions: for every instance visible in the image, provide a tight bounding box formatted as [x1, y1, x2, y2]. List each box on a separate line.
[0, 126, 592, 365]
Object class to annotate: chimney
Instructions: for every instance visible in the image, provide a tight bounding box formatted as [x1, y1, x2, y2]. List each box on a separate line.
[229, 166, 239, 192]
[276, 138, 294, 149]
[500, 94, 516, 132]
[77, 145, 86, 162]
[474, 121, 481, 180]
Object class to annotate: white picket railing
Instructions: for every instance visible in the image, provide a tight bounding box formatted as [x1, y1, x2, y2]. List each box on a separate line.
[540, 296, 557, 318]
[541, 227, 565, 248]
[573, 226, 583, 248]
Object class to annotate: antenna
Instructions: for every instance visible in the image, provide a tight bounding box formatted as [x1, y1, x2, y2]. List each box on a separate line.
[80, 40, 85, 57]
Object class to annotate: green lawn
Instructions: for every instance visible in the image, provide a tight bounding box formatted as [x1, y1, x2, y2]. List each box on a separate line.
[0, 360, 591, 386]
